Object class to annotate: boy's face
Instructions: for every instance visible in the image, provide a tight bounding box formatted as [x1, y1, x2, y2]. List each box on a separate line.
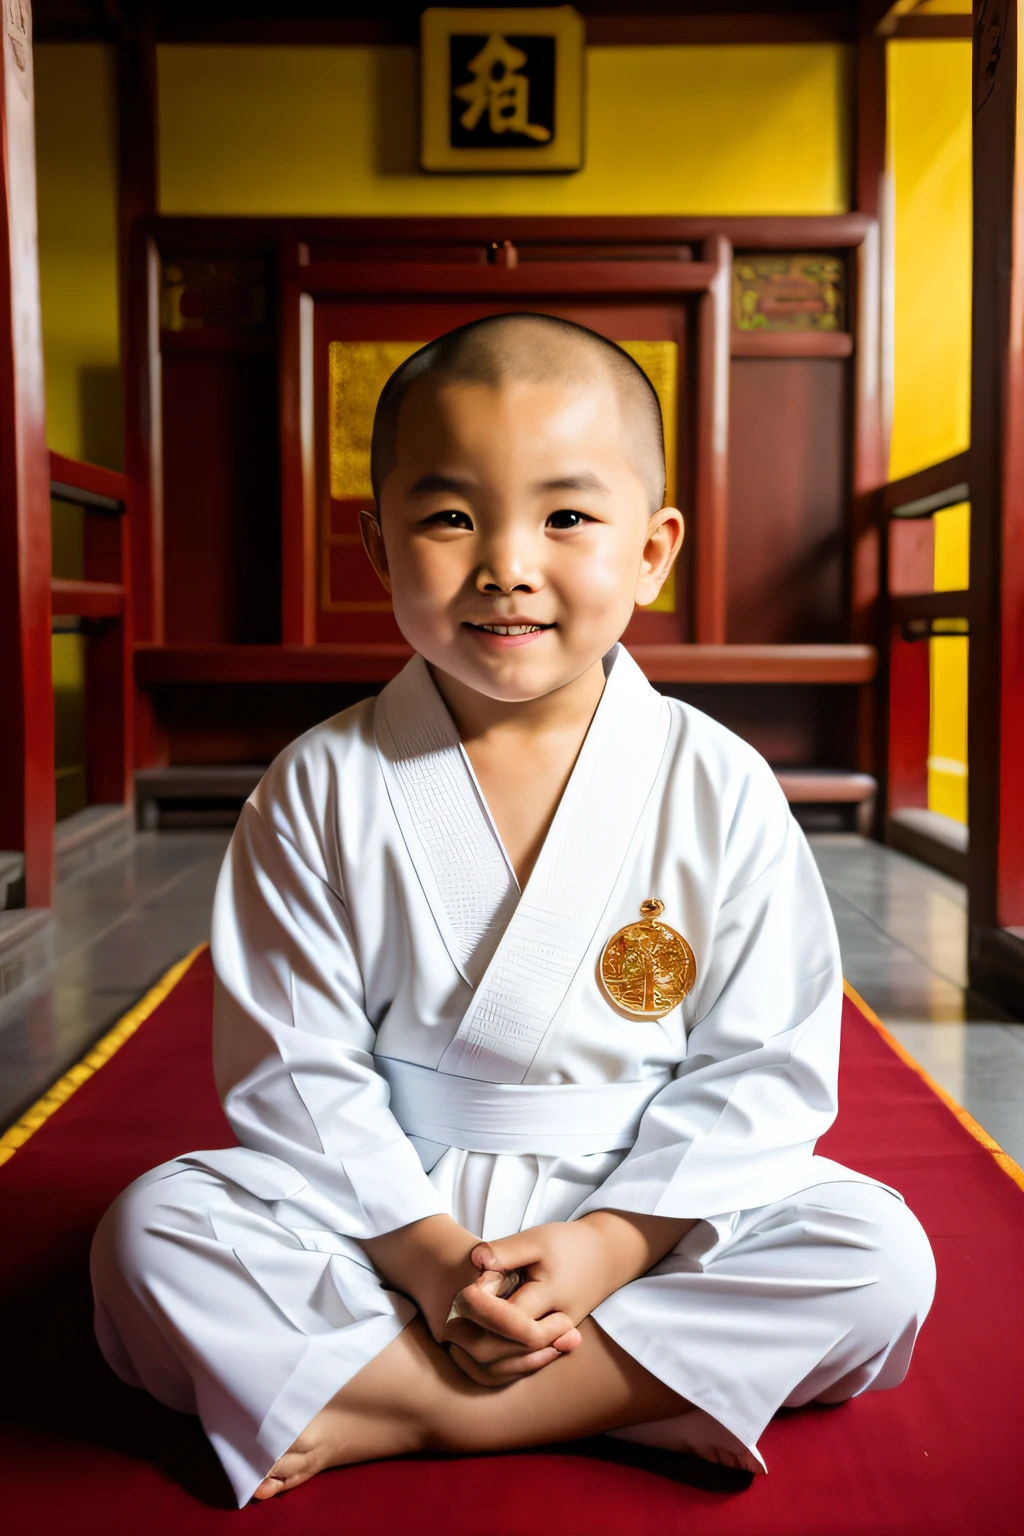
[364, 373, 683, 703]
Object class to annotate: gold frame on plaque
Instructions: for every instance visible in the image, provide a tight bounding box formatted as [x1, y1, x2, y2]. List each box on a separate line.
[421, 7, 584, 173]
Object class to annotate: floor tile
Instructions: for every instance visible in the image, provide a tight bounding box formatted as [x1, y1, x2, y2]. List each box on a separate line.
[825, 892, 973, 1022]
[54, 912, 211, 991]
[809, 835, 1024, 1170]
[141, 861, 225, 912]
[0, 986, 142, 1067]
[812, 836, 968, 989]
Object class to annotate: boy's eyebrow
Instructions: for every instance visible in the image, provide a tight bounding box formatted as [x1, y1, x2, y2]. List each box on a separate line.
[407, 470, 612, 497]
[408, 471, 475, 496]
[534, 472, 612, 496]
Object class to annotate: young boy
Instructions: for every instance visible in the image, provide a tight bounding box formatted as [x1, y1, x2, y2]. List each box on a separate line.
[91, 314, 935, 1506]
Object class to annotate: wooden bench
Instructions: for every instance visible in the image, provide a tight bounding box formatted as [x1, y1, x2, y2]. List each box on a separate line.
[136, 764, 878, 834]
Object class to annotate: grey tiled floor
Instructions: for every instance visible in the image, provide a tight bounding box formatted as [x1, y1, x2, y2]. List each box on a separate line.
[0, 830, 1022, 1171]
[0, 832, 229, 1129]
[809, 834, 1024, 1165]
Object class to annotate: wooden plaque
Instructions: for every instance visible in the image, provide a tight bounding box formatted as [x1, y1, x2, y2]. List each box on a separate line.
[421, 7, 584, 173]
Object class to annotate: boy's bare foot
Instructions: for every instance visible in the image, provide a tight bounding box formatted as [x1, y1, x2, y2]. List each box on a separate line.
[253, 1424, 327, 1501]
[253, 1324, 440, 1500]
[253, 1399, 421, 1500]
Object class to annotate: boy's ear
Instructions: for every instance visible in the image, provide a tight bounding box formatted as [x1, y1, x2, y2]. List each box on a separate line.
[635, 507, 684, 609]
[359, 508, 392, 593]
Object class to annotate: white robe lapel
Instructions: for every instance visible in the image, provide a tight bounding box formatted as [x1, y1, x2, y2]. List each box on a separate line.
[438, 645, 671, 1083]
[374, 655, 518, 986]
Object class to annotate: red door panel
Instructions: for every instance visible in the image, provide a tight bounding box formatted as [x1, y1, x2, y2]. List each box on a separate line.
[313, 298, 692, 646]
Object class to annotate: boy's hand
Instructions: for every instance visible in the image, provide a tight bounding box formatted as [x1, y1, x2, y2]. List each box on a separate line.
[447, 1210, 696, 1386]
[362, 1214, 484, 1343]
[445, 1265, 582, 1384]
[362, 1216, 578, 1383]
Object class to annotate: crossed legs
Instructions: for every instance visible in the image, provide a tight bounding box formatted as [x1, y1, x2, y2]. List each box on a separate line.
[254, 1314, 691, 1500]
[92, 1167, 935, 1506]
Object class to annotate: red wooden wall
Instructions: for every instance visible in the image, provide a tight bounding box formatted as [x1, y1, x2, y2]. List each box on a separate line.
[128, 215, 879, 778]
[727, 357, 848, 644]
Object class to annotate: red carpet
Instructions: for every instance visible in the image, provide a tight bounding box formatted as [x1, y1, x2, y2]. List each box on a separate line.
[2, 946, 1023, 1535]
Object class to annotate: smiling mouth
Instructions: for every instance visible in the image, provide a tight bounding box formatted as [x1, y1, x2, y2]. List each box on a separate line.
[466, 622, 555, 636]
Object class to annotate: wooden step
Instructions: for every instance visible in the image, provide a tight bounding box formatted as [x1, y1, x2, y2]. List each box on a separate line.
[135, 766, 265, 830]
[0, 909, 53, 1018]
[54, 805, 133, 884]
[887, 807, 968, 883]
[776, 768, 877, 835]
[0, 851, 25, 911]
[774, 769, 877, 804]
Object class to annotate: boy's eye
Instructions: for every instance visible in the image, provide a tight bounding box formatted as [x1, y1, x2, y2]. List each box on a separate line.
[424, 509, 473, 530]
[547, 509, 593, 530]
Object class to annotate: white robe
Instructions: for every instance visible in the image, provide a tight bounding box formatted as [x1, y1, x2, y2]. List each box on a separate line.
[91, 645, 935, 1504]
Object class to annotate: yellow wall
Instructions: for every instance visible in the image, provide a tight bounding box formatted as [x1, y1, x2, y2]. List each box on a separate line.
[888, 40, 971, 479]
[35, 44, 122, 467]
[887, 39, 971, 826]
[35, 44, 121, 819]
[158, 43, 851, 216]
[930, 502, 970, 824]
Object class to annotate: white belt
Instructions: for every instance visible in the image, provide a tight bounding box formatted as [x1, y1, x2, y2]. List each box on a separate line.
[375, 1057, 670, 1156]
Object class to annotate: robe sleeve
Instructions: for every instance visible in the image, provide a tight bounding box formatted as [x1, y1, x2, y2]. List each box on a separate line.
[572, 770, 843, 1222]
[211, 798, 448, 1242]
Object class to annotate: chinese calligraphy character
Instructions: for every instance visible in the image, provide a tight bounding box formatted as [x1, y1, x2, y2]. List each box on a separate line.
[454, 34, 552, 142]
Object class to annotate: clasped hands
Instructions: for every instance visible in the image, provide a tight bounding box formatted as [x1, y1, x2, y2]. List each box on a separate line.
[364, 1209, 694, 1389]
[443, 1222, 597, 1387]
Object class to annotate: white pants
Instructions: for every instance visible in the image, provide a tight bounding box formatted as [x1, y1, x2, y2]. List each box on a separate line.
[91, 1158, 935, 1507]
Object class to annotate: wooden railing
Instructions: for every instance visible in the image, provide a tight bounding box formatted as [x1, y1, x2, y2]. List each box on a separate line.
[49, 452, 134, 811]
[881, 450, 969, 879]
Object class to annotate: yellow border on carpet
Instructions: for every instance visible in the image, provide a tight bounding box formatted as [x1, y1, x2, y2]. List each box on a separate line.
[0, 944, 207, 1171]
[844, 979, 1024, 1196]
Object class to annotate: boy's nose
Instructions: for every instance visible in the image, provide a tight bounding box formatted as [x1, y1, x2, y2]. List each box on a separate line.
[478, 571, 537, 594]
[475, 539, 541, 594]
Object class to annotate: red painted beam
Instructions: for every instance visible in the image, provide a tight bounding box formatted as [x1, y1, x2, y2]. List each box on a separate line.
[296, 260, 718, 298]
[730, 331, 854, 359]
[49, 450, 129, 506]
[50, 579, 125, 620]
[134, 642, 879, 688]
[881, 451, 970, 515]
[630, 644, 878, 685]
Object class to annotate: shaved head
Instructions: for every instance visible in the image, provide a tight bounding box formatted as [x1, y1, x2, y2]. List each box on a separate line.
[370, 313, 667, 513]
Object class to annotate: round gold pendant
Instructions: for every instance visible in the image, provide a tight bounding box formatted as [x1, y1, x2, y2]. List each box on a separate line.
[599, 899, 696, 1019]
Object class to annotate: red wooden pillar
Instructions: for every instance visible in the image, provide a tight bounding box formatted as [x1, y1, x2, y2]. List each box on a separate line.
[280, 256, 316, 646]
[694, 233, 731, 645]
[851, 16, 892, 812]
[997, 5, 1024, 929]
[968, 0, 1024, 1009]
[119, 13, 165, 770]
[0, 3, 54, 906]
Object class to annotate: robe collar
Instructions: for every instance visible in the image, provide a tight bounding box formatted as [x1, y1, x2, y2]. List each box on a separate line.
[375, 644, 671, 1080]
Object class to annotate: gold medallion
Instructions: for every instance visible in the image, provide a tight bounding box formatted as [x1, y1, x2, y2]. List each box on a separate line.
[599, 899, 696, 1019]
